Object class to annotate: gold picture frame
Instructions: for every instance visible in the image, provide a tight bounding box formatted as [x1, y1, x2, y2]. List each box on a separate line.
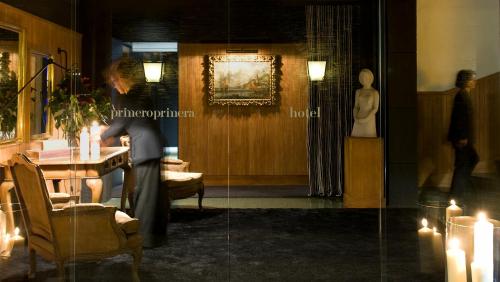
[206, 54, 280, 106]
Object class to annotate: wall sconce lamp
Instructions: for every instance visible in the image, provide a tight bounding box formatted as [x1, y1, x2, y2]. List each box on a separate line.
[307, 61, 326, 81]
[143, 62, 163, 83]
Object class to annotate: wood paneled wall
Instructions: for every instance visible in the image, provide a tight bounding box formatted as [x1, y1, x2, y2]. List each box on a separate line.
[178, 44, 309, 185]
[0, 3, 81, 163]
[418, 72, 500, 188]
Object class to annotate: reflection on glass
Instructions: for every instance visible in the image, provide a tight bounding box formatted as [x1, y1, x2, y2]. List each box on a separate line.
[0, 27, 19, 141]
[30, 53, 50, 136]
[446, 216, 500, 282]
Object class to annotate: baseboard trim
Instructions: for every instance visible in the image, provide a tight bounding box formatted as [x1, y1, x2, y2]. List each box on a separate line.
[204, 175, 308, 186]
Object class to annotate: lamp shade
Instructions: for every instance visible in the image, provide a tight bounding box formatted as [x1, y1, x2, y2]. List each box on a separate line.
[307, 61, 326, 81]
[143, 62, 163, 83]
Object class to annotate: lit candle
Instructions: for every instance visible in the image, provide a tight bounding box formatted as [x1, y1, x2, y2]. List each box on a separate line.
[446, 238, 467, 282]
[472, 212, 493, 282]
[0, 209, 5, 237]
[471, 261, 489, 282]
[0, 210, 5, 255]
[418, 218, 434, 273]
[0, 234, 13, 257]
[446, 200, 463, 224]
[418, 218, 432, 234]
[12, 227, 24, 245]
[432, 227, 444, 271]
[80, 127, 90, 161]
[90, 121, 100, 160]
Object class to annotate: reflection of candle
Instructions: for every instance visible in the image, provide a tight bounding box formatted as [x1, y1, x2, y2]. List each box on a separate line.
[472, 212, 493, 282]
[446, 238, 467, 282]
[446, 200, 463, 223]
[0, 210, 5, 255]
[80, 127, 90, 161]
[418, 218, 434, 273]
[471, 261, 488, 282]
[0, 234, 3, 255]
[0, 210, 5, 237]
[418, 218, 432, 234]
[432, 227, 444, 271]
[90, 121, 100, 160]
[0, 234, 13, 256]
[12, 227, 24, 245]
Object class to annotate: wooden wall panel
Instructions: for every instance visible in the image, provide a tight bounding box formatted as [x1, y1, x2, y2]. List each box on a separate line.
[178, 44, 309, 184]
[418, 72, 500, 188]
[0, 3, 81, 163]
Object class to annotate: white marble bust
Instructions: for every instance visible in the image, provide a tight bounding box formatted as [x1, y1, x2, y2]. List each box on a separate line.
[351, 69, 379, 137]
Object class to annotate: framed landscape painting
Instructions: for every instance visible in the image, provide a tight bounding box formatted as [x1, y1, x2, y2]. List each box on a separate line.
[206, 55, 279, 106]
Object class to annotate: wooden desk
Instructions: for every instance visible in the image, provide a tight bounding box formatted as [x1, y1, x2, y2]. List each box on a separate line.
[0, 147, 133, 233]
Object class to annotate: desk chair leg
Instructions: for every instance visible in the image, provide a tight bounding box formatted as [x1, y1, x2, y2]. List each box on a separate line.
[128, 192, 135, 217]
[28, 248, 36, 279]
[166, 197, 172, 223]
[198, 183, 204, 210]
[56, 261, 65, 281]
[122, 165, 135, 214]
[131, 246, 142, 282]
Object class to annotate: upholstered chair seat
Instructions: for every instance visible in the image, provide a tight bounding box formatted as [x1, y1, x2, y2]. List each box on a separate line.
[48, 192, 71, 204]
[115, 210, 140, 234]
[160, 170, 204, 219]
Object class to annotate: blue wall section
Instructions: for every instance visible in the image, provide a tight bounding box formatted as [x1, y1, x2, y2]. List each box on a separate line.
[111, 39, 179, 147]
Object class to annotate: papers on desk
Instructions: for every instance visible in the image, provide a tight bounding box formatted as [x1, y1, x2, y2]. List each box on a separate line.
[26, 148, 71, 160]
[41, 140, 68, 151]
[26, 140, 71, 160]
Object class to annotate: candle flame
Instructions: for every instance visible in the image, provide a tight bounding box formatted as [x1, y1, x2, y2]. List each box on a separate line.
[477, 212, 487, 221]
[449, 238, 460, 250]
[450, 199, 456, 206]
[433, 227, 438, 234]
[82, 126, 88, 132]
[14, 227, 19, 236]
[421, 218, 428, 228]
[92, 121, 98, 126]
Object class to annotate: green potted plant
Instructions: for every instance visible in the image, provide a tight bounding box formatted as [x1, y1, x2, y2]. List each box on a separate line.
[47, 73, 111, 145]
[0, 52, 18, 140]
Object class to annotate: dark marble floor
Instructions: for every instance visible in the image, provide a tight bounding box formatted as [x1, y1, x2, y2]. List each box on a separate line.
[0, 208, 445, 282]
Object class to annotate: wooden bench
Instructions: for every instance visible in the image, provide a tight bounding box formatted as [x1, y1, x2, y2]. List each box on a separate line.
[161, 171, 204, 216]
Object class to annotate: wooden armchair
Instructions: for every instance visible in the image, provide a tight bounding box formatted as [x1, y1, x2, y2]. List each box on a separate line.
[9, 153, 143, 281]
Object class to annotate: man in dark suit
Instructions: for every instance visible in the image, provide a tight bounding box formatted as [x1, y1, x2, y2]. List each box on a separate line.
[448, 69, 478, 205]
[101, 57, 166, 247]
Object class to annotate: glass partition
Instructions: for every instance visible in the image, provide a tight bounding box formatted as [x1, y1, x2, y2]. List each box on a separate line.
[0, 27, 19, 142]
[10, 1, 500, 282]
[29, 53, 50, 138]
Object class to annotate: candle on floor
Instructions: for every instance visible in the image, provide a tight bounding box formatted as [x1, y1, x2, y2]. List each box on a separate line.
[432, 227, 444, 271]
[80, 127, 90, 161]
[0, 209, 5, 237]
[0, 210, 5, 255]
[446, 238, 467, 282]
[0, 233, 3, 255]
[472, 212, 493, 282]
[90, 121, 100, 160]
[446, 200, 463, 224]
[418, 218, 432, 234]
[0, 234, 12, 256]
[418, 218, 434, 273]
[12, 227, 24, 245]
[471, 261, 489, 282]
